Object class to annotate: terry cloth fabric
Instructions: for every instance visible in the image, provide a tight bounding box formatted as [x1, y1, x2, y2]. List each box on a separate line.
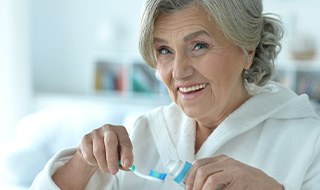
[31, 82, 320, 190]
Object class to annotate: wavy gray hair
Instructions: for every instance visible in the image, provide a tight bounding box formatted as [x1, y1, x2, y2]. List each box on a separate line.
[139, 0, 283, 86]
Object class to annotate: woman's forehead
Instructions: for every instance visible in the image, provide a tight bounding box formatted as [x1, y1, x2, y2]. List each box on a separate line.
[153, 6, 223, 42]
[155, 7, 210, 31]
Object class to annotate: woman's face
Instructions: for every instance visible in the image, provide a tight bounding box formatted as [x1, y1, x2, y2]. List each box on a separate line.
[153, 6, 253, 127]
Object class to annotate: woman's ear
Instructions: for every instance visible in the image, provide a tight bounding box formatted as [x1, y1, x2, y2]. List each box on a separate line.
[244, 49, 256, 70]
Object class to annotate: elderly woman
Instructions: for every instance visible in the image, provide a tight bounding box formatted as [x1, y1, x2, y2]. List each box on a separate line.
[31, 0, 320, 189]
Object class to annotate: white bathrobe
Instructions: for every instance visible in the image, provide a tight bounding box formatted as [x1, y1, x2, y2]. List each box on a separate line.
[30, 82, 320, 190]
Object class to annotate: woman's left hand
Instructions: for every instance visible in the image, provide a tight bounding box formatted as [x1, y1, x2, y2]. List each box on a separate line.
[185, 155, 284, 190]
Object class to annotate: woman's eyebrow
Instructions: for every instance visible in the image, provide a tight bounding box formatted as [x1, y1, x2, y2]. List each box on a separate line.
[183, 30, 209, 42]
[153, 30, 209, 44]
[153, 37, 167, 44]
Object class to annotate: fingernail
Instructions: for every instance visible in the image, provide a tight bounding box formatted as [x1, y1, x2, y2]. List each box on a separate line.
[109, 166, 118, 175]
[186, 185, 192, 190]
[123, 159, 131, 168]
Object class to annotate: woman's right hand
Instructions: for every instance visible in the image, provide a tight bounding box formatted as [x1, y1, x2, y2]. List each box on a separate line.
[52, 124, 133, 189]
[77, 124, 134, 175]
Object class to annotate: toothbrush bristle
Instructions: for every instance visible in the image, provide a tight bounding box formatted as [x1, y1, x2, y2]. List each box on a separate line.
[149, 170, 167, 180]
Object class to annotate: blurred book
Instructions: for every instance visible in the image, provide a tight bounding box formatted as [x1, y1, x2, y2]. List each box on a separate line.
[93, 60, 167, 96]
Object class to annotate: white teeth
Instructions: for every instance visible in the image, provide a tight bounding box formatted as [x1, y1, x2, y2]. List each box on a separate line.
[179, 83, 207, 93]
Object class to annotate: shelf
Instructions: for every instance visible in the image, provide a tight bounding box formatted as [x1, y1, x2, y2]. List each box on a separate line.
[33, 92, 172, 113]
[276, 58, 320, 72]
[92, 57, 168, 96]
[274, 58, 320, 101]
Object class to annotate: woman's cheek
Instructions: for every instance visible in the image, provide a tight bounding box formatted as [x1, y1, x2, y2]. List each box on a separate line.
[159, 71, 176, 99]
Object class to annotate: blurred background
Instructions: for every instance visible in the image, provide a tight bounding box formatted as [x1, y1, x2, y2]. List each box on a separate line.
[0, 0, 319, 189]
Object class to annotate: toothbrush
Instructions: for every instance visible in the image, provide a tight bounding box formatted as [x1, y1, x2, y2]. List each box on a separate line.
[119, 161, 167, 183]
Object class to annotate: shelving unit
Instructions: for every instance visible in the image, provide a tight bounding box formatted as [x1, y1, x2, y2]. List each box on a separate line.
[274, 59, 320, 101]
[86, 52, 169, 100]
[94, 61, 163, 94]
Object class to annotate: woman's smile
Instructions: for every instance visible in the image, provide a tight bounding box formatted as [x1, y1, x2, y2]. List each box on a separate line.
[178, 83, 208, 93]
[177, 83, 209, 100]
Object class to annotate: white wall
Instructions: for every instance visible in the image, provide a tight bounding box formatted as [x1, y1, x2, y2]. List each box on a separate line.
[30, 0, 320, 94]
[30, 0, 145, 94]
[1, 0, 318, 141]
[264, 0, 320, 60]
[0, 0, 32, 142]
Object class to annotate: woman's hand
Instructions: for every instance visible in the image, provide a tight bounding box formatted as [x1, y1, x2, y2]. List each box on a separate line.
[52, 124, 133, 190]
[185, 155, 284, 190]
[77, 124, 134, 174]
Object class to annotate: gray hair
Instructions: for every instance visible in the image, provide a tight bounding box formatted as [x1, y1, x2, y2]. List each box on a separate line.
[139, 0, 283, 86]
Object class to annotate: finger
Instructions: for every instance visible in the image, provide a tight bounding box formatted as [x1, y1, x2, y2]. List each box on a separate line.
[92, 129, 109, 173]
[185, 157, 218, 188]
[78, 134, 97, 166]
[104, 126, 120, 175]
[115, 127, 133, 170]
[203, 172, 231, 190]
[193, 163, 224, 190]
[186, 155, 228, 190]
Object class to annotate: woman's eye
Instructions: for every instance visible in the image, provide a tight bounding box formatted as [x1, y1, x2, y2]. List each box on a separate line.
[193, 42, 209, 50]
[158, 47, 171, 55]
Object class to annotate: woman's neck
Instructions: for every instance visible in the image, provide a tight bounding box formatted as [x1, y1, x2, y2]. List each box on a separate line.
[195, 123, 214, 153]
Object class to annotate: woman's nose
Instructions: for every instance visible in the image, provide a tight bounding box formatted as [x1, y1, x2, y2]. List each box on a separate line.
[172, 53, 193, 80]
